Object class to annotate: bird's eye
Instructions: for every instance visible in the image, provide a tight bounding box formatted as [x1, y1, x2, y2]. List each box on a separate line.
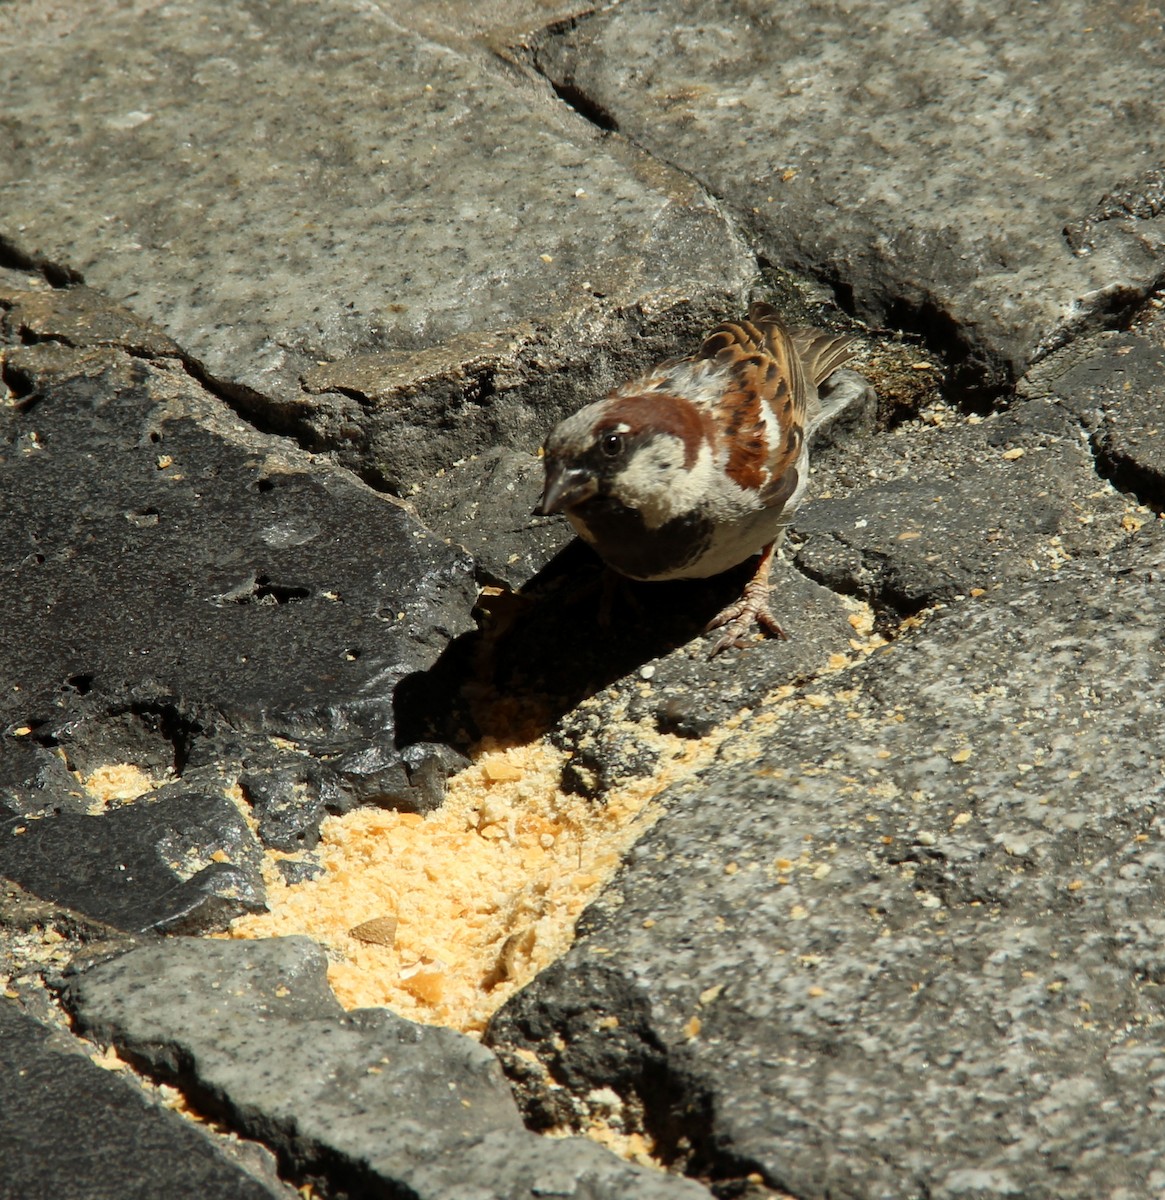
[601, 432, 624, 458]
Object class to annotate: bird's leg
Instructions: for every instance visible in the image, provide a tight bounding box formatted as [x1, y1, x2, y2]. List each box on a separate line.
[705, 539, 789, 657]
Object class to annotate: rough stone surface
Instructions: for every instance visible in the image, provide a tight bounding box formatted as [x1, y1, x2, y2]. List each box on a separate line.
[66, 937, 708, 1199]
[0, 0, 755, 488]
[0, 788, 265, 934]
[543, 559, 863, 797]
[489, 527, 1165, 1200]
[0, 283, 477, 848]
[1019, 326, 1165, 508]
[534, 0, 1165, 388]
[0, 997, 290, 1200]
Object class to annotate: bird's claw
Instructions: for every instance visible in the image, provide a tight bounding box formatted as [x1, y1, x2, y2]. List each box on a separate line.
[705, 598, 788, 658]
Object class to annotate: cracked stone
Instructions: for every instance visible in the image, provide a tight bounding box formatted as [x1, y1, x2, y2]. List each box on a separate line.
[401, 537, 865, 779]
[1019, 327, 1165, 510]
[793, 399, 1131, 612]
[65, 936, 709, 1200]
[488, 527, 1165, 1200]
[534, 0, 1165, 388]
[237, 760, 345, 854]
[531, 559, 866, 798]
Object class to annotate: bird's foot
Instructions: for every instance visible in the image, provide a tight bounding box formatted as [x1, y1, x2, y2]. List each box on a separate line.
[703, 542, 787, 657]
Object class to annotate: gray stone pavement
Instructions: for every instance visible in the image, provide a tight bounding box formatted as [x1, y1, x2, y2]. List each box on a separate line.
[2, 2, 1164, 1198]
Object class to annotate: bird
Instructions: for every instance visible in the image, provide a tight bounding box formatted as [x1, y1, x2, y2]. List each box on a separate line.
[537, 302, 861, 656]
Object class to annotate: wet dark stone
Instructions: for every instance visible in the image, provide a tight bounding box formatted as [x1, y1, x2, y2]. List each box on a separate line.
[0, 788, 265, 934]
[0, 334, 478, 841]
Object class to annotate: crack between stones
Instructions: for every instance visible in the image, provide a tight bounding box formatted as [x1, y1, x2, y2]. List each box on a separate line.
[1069, 409, 1165, 516]
[82, 1025, 316, 1200]
[0, 258, 318, 463]
[0, 235, 84, 288]
[481, 627, 947, 1188]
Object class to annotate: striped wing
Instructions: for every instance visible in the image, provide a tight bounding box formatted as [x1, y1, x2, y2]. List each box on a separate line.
[695, 302, 855, 509]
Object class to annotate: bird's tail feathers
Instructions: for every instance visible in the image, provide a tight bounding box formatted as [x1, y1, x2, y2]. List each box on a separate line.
[788, 326, 858, 387]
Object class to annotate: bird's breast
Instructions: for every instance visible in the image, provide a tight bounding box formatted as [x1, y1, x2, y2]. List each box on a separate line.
[568, 499, 714, 581]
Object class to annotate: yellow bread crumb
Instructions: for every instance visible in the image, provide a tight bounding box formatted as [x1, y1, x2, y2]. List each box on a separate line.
[229, 737, 707, 1032]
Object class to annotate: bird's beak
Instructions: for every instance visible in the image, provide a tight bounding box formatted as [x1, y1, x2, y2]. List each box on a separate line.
[537, 463, 598, 515]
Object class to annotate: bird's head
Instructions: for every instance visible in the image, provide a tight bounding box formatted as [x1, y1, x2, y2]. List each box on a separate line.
[539, 391, 713, 530]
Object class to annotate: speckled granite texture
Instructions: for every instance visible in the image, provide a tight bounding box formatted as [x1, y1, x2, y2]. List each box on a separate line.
[2, 1, 1164, 1198]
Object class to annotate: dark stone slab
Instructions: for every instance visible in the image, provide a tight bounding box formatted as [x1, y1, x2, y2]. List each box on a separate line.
[65, 936, 709, 1200]
[488, 528, 1165, 1200]
[793, 397, 1131, 612]
[236, 739, 470, 852]
[0, 998, 289, 1200]
[0, 287, 478, 844]
[0, 788, 264, 935]
[235, 760, 345, 854]
[0, 338, 475, 738]
[534, 0, 1165, 389]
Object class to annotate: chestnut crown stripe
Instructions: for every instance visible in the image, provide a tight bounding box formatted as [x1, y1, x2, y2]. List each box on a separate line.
[600, 390, 714, 470]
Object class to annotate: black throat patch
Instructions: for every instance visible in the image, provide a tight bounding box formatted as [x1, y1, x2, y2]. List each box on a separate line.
[570, 496, 713, 581]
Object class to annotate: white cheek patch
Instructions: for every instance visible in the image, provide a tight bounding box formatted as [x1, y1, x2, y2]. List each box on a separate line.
[614, 438, 716, 530]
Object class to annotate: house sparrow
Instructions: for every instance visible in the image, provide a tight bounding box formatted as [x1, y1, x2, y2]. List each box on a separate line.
[538, 302, 860, 656]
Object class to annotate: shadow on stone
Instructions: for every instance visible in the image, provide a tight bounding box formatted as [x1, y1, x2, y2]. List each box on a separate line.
[393, 539, 757, 752]
[30, 702, 201, 786]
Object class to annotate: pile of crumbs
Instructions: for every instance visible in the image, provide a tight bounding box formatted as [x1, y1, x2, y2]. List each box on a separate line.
[228, 733, 712, 1034]
[82, 762, 162, 810]
[227, 598, 892, 1036]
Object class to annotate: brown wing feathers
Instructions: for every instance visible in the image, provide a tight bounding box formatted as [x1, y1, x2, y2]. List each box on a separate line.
[787, 325, 858, 386]
[694, 304, 819, 500]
